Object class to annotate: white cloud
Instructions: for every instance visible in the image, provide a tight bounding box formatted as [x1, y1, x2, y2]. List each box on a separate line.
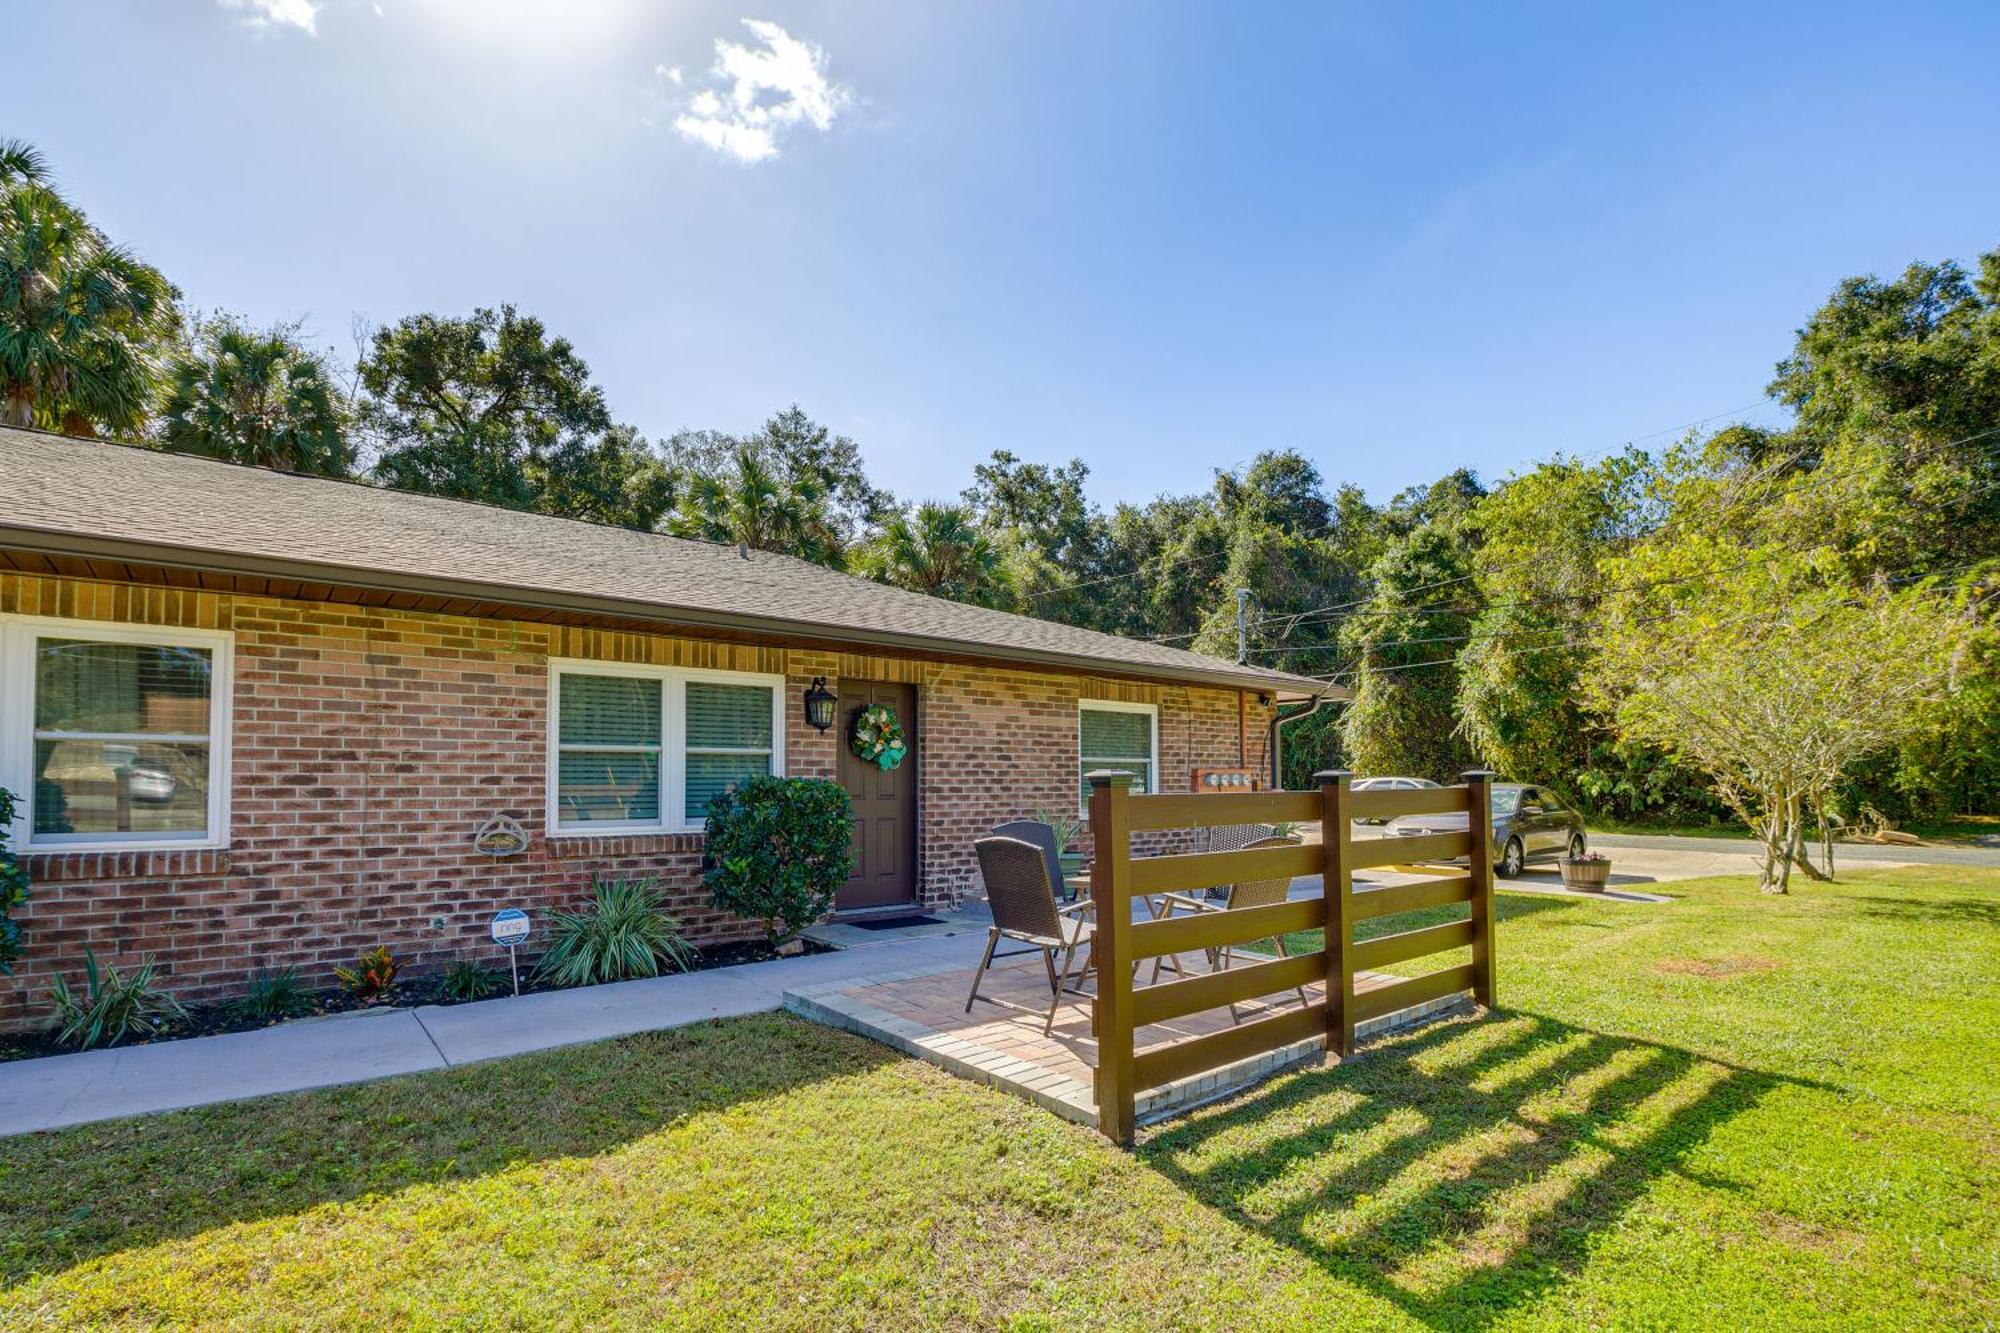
[219, 0, 320, 34]
[666, 19, 851, 164]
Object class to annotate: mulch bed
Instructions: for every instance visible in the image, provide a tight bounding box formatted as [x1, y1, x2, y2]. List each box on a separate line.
[0, 936, 831, 1063]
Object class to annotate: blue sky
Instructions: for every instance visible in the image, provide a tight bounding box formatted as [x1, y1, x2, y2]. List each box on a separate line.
[7, 2, 1999, 508]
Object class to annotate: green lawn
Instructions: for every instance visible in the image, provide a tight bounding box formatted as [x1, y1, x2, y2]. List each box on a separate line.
[2, 869, 1996, 1330]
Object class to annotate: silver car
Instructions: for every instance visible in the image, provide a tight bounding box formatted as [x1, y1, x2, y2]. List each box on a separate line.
[1383, 782, 1587, 878]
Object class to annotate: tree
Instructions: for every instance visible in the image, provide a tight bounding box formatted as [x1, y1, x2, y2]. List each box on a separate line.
[860, 501, 1011, 607]
[961, 450, 1108, 620]
[1338, 522, 1481, 781]
[1454, 452, 1655, 804]
[667, 444, 844, 565]
[157, 314, 353, 475]
[661, 405, 892, 548]
[357, 305, 669, 529]
[531, 423, 676, 530]
[0, 139, 180, 436]
[1589, 544, 1974, 893]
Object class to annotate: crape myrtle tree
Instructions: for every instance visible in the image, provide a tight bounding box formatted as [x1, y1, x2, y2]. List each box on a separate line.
[0, 139, 180, 437]
[1589, 538, 1977, 894]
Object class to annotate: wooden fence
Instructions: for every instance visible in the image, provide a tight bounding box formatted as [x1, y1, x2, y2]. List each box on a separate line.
[1085, 768, 1496, 1144]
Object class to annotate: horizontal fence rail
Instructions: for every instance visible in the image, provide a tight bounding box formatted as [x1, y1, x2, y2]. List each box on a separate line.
[1085, 768, 1497, 1145]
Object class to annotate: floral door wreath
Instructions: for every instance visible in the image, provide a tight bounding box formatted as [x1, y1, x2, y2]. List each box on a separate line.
[850, 703, 909, 771]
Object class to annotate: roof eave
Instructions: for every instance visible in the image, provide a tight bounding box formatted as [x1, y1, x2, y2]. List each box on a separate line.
[0, 525, 1338, 701]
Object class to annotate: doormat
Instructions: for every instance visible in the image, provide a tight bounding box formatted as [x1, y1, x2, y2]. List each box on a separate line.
[847, 914, 945, 931]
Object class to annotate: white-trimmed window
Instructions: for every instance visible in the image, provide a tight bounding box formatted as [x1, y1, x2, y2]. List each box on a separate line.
[1079, 700, 1157, 808]
[0, 618, 233, 850]
[549, 661, 784, 834]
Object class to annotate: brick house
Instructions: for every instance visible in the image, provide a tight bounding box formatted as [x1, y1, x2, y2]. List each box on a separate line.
[0, 428, 1332, 1030]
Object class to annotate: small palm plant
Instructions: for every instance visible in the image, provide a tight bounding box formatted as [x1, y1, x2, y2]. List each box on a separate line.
[237, 965, 313, 1021]
[535, 876, 696, 987]
[436, 960, 504, 1002]
[49, 950, 188, 1050]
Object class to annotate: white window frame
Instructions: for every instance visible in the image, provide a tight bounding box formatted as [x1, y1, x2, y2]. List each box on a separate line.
[1078, 699, 1159, 814]
[0, 615, 234, 853]
[546, 659, 787, 837]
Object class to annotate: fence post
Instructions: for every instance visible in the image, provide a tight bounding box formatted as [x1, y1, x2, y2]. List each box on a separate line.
[1087, 770, 1136, 1145]
[1317, 770, 1357, 1058]
[1462, 769, 1497, 1009]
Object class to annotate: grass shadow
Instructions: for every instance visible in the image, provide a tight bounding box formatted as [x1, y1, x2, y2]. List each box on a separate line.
[0, 1011, 895, 1287]
[1847, 893, 2000, 927]
[1142, 1009, 1807, 1331]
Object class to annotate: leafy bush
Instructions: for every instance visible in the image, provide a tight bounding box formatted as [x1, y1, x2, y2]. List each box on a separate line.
[535, 876, 695, 987]
[49, 950, 188, 1050]
[0, 789, 30, 975]
[237, 966, 312, 1020]
[334, 946, 399, 1001]
[437, 960, 504, 1002]
[703, 776, 853, 946]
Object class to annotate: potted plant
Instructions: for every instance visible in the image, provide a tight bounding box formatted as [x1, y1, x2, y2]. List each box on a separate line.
[1560, 850, 1612, 892]
[1034, 807, 1088, 879]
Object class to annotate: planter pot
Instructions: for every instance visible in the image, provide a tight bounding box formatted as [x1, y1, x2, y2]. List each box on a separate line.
[1560, 858, 1611, 892]
[1058, 851, 1087, 879]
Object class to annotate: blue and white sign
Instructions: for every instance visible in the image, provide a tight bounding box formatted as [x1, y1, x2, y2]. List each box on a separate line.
[491, 908, 531, 947]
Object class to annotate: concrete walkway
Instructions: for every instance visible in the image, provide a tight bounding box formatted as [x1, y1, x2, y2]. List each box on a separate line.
[0, 923, 992, 1138]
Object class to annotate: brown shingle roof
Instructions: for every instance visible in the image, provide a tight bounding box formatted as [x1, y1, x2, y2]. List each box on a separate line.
[0, 428, 1333, 698]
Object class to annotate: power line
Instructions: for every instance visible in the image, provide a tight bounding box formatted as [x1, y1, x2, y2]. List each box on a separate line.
[1044, 398, 1792, 613]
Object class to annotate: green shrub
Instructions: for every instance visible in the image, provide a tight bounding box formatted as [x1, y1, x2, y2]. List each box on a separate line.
[437, 960, 504, 1002]
[535, 876, 695, 987]
[0, 789, 30, 975]
[334, 946, 399, 1001]
[237, 966, 312, 1020]
[703, 776, 852, 946]
[49, 950, 188, 1050]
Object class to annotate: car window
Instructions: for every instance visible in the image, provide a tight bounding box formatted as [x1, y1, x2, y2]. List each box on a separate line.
[1518, 787, 1544, 813]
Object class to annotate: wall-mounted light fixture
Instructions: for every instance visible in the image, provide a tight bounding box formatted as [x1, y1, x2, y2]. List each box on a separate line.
[803, 676, 838, 732]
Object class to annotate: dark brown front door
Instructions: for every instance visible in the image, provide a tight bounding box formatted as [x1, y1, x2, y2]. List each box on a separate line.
[835, 680, 918, 911]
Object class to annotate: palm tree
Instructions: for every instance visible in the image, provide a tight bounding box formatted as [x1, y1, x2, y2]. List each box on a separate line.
[158, 315, 353, 475]
[864, 502, 1012, 607]
[667, 445, 845, 566]
[0, 139, 179, 436]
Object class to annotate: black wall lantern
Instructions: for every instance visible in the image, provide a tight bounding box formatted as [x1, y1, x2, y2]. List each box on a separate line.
[802, 676, 838, 732]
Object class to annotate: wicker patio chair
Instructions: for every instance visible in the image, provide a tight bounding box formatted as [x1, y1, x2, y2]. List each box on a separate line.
[1196, 823, 1277, 899]
[968, 835, 1096, 1033]
[991, 819, 1073, 902]
[1152, 835, 1309, 1021]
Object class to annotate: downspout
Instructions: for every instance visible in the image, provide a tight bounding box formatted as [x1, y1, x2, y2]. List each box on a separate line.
[1269, 685, 1339, 790]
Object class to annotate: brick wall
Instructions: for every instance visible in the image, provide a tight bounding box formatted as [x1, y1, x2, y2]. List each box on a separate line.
[0, 574, 1273, 1031]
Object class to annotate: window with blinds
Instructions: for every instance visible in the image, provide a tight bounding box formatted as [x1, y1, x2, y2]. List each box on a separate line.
[550, 665, 781, 832]
[555, 673, 662, 825]
[1079, 702, 1156, 808]
[684, 682, 775, 821]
